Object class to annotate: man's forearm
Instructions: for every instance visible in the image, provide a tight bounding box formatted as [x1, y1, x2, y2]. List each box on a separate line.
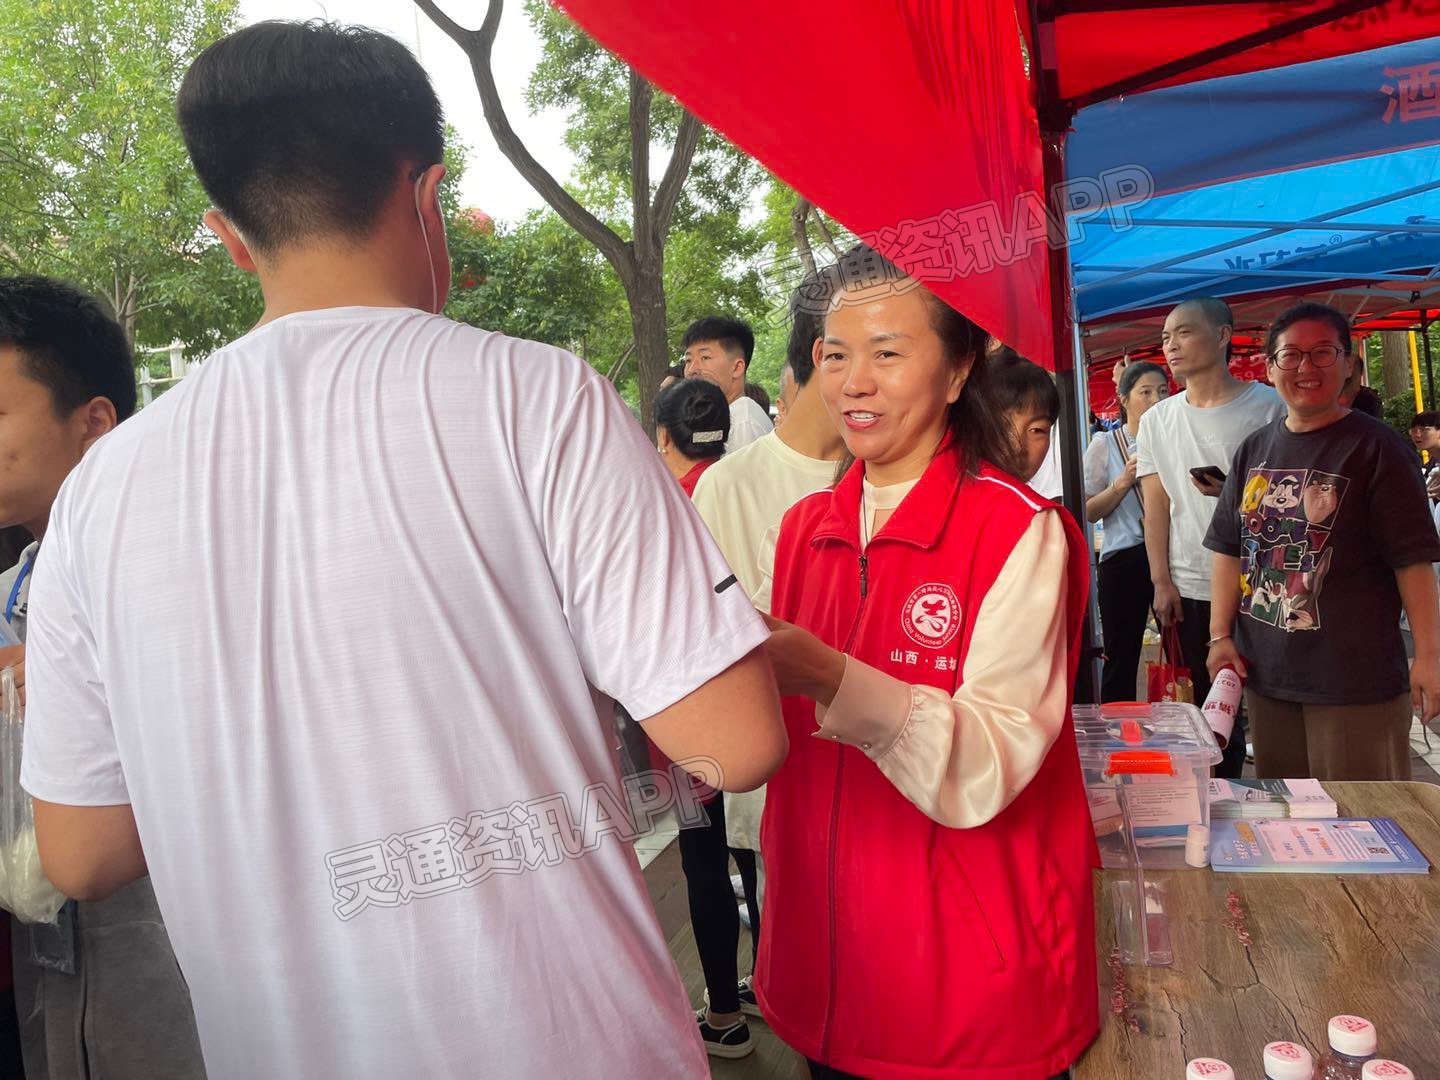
[1141, 476, 1172, 585]
[1209, 554, 1242, 638]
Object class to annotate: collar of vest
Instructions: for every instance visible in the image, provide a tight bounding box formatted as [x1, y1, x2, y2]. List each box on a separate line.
[811, 439, 967, 551]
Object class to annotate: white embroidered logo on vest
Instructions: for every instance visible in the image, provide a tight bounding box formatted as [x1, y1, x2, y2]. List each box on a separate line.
[901, 583, 960, 649]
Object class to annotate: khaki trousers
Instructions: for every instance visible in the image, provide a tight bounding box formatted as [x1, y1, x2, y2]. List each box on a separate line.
[1244, 689, 1412, 781]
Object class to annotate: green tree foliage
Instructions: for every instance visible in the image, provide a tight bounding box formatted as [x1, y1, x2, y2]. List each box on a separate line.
[0, 0, 260, 354]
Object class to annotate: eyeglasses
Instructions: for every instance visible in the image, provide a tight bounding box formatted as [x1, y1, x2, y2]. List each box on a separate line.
[1270, 345, 1345, 370]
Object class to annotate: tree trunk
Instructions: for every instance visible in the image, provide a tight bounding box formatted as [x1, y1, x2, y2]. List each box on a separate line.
[1380, 330, 1414, 401]
[629, 262, 669, 432]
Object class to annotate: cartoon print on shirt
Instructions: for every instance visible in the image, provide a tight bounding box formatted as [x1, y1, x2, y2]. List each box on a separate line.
[1238, 467, 1347, 632]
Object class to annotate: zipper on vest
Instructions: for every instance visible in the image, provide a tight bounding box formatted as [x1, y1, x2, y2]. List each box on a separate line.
[819, 554, 870, 1061]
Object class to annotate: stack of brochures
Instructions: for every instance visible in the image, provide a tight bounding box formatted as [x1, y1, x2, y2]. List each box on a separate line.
[1210, 817, 1430, 874]
[1208, 778, 1337, 820]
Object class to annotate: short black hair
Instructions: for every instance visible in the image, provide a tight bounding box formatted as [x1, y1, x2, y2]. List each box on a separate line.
[786, 266, 828, 387]
[1176, 296, 1234, 361]
[177, 20, 444, 254]
[654, 377, 730, 460]
[989, 348, 1059, 423]
[681, 316, 754, 367]
[1412, 411, 1440, 430]
[1266, 300, 1353, 359]
[0, 277, 136, 421]
[666, 363, 685, 381]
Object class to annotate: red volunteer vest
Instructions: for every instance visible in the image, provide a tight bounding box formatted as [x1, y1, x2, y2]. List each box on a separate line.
[753, 446, 1099, 1079]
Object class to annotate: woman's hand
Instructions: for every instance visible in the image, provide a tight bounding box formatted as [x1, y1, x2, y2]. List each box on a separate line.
[1112, 455, 1138, 493]
[762, 613, 847, 707]
[1206, 637, 1246, 681]
[1411, 651, 1440, 725]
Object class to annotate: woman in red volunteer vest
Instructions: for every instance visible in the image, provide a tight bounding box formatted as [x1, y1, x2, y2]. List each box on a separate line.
[754, 245, 1098, 1079]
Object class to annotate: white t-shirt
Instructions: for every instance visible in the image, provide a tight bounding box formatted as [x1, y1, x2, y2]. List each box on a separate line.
[21, 307, 767, 1080]
[690, 431, 838, 850]
[1028, 435, 1064, 500]
[726, 394, 773, 454]
[691, 432, 838, 601]
[1135, 381, 1286, 600]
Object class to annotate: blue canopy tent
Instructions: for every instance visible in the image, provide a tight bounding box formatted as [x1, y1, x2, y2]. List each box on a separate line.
[1066, 36, 1440, 370]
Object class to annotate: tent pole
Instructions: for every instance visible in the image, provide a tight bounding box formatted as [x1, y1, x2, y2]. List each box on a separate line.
[1424, 315, 1436, 410]
[1035, 1, 1098, 703]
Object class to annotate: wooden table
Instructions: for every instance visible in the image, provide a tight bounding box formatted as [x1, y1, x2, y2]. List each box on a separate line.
[1077, 781, 1440, 1075]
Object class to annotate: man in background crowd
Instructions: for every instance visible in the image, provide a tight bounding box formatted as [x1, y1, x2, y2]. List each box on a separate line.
[683, 316, 773, 452]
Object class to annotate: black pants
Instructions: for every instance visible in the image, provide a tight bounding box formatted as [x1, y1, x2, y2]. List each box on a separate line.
[677, 793, 759, 1015]
[1176, 596, 1247, 777]
[1097, 544, 1153, 703]
[807, 1060, 1069, 1079]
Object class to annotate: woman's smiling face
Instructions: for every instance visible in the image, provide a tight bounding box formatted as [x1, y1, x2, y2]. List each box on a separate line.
[818, 285, 969, 485]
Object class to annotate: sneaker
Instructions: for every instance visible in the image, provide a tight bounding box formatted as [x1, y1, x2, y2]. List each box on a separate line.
[695, 1007, 754, 1059]
[704, 977, 762, 1018]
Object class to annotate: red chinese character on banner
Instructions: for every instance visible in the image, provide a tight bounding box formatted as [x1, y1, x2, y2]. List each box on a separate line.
[1383, 62, 1440, 123]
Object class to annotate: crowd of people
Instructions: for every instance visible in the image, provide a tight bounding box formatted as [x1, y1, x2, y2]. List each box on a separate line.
[0, 16, 1436, 1080]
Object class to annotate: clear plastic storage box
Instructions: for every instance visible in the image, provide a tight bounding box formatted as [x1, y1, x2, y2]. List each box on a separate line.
[1074, 700, 1222, 870]
[1074, 702, 1222, 966]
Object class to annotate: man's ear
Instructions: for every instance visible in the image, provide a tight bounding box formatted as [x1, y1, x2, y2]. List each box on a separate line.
[204, 209, 258, 274]
[76, 396, 119, 454]
[417, 163, 448, 238]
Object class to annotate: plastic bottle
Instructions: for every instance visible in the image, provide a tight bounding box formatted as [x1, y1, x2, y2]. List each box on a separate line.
[1185, 1058, 1235, 1079]
[1201, 662, 1243, 749]
[1263, 1041, 1314, 1080]
[1316, 1015, 1377, 1078]
[1360, 1062, 1414, 1080]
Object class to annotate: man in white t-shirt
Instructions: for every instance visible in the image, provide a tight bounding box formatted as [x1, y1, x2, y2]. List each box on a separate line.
[682, 316, 773, 453]
[1136, 297, 1285, 776]
[682, 272, 846, 1045]
[20, 22, 786, 1080]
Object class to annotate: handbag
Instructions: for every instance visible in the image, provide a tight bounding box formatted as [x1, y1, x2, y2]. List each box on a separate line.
[1146, 622, 1194, 704]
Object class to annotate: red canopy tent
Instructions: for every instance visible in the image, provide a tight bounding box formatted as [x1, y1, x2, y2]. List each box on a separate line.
[555, 0, 1439, 372]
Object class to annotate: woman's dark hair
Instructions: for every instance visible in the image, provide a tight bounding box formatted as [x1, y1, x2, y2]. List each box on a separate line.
[1115, 360, 1169, 421]
[824, 244, 1021, 480]
[654, 377, 730, 460]
[1266, 301, 1353, 358]
[989, 348, 1059, 422]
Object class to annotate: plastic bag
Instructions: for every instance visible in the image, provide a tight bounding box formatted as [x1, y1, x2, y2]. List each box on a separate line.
[0, 662, 67, 924]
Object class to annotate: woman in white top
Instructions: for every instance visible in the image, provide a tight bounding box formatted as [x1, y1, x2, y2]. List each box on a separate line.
[1084, 360, 1170, 701]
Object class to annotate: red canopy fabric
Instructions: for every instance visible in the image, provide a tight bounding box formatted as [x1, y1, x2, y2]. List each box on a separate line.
[1055, 1, 1440, 103]
[555, 0, 1440, 370]
[557, 0, 1050, 363]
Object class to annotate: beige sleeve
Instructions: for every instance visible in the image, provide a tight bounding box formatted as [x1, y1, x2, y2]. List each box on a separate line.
[816, 512, 1070, 828]
[750, 523, 780, 614]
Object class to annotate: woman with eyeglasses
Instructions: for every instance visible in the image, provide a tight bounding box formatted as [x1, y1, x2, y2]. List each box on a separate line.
[1204, 301, 1440, 780]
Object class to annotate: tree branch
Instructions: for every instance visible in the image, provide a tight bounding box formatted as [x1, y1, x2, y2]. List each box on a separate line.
[605, 340, 636, 383]
[651, 110, 701, 246]
[413, 0, 633, 275]
[791, 197, 817, 276]
[811, 207, 843, 260]
[629, 67, 653, 259]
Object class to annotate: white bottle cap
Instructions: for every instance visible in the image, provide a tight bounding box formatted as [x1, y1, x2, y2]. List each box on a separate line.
[1263, 1041, 1314, 1079]
[1185, 824, 1211, 867]
[1186, 1058, 1235, 1080]
[1362, 1062, 1414, 1080]
[1328, 1015, 1378, 1057]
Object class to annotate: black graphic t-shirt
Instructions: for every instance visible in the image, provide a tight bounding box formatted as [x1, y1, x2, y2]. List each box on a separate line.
[1204, 411, 1440, 704]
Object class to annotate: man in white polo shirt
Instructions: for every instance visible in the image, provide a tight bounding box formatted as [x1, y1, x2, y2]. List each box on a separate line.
[20, 21, 786, 1080]
[682, 316, 773, 453]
